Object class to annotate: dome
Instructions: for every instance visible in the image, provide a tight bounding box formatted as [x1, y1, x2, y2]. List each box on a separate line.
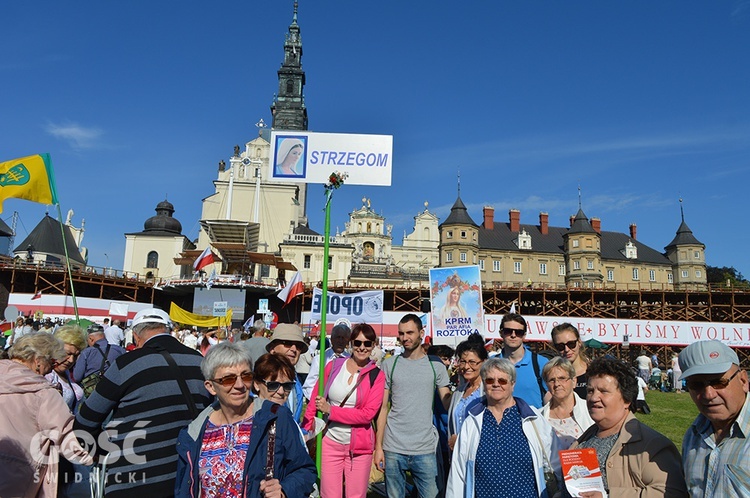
[144, 199, 182, 234]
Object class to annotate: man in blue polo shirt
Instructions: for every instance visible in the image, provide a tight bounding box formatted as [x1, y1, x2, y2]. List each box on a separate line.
[499, 312, 548, 408]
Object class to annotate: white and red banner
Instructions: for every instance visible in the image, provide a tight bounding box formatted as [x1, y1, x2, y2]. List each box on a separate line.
[8, 293, 154, 322]
[303, 309, 750, 348]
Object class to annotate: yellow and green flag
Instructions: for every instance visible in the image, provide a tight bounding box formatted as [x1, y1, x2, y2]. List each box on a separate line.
[0, 153, 58, 213]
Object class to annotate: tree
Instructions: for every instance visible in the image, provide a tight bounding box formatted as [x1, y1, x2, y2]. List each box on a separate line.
[706, 266, 748, 286]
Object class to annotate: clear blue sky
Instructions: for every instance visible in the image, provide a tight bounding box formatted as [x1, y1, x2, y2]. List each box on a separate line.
[3, 1, 749, 278]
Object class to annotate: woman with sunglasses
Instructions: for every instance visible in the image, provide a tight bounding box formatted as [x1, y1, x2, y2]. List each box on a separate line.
[539, 357, 594, 449]
[0, 333, 93, 498]
[302, 323, 385, 498]
[176, 344, 315, 498]
[551, 322, 589, 399]
[448, 357, 561, 498]
[447, 335, 487, 451]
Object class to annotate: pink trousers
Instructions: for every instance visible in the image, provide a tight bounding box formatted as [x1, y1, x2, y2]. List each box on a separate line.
[320, 436, 373, 498]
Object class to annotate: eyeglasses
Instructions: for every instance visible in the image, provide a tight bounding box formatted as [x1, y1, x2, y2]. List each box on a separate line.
[484, 377, 511, 386]
[352, 340, 374, 348]
[260, 379, 296, 393]
[685, 369, 741, 392]
[553, 340, 578, 352]
[501, 327, 525, 337]
[458, 359, 483, 367]
[211, 372, 253, 387]
[547, 376, 572, 384]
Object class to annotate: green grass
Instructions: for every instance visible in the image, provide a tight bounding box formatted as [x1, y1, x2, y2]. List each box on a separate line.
[634, 389, 699, 452]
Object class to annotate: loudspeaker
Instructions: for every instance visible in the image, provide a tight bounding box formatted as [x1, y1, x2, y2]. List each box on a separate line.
[420, 299, 431, 313]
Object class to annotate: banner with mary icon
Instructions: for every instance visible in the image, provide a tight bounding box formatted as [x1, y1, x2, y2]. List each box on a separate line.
[429, 266, 484, 344]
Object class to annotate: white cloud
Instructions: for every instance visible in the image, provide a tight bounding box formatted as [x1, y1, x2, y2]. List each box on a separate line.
[45, 122, 103, 149]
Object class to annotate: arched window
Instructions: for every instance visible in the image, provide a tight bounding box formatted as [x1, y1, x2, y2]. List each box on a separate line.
[424, 227, 430, 239]
[146, 251, 159, 268]
[286, 79, 294, 94]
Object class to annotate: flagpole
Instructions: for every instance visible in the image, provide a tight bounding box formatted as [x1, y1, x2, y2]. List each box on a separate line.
[315, 172, 347, 477]
[55, 203, 80, 322]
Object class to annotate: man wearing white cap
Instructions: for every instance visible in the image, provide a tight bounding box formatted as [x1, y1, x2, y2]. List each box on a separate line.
[75, 308, 211, 498]
[679, 340, 749, 497]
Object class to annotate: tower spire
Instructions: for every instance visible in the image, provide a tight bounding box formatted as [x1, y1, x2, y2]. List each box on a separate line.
[578, 184, 582, 209]
[679, 197, 685, 222]
[270, 0, 308, 130]
[457, 168, 461, 197]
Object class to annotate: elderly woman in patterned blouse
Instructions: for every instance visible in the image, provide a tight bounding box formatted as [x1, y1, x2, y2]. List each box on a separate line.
[447, 357, 562, 498]
[176, 344, 316, 498]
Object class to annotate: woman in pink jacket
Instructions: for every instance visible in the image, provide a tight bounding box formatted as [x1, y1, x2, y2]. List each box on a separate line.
[302, 323, 385, 498]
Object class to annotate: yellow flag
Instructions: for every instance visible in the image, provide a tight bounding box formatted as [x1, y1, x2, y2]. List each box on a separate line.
[0, 153, 58, 213]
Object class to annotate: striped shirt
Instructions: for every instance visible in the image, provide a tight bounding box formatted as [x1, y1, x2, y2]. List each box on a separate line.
[75, 334, 210, 498]
[682, 393, 750, 498]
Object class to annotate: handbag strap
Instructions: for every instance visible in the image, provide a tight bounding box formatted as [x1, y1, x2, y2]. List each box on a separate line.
[155, 348, 198, 418]
[530, 418, 552, 470]
[265, 403, 280, 479]
[320, 366, 370, 436]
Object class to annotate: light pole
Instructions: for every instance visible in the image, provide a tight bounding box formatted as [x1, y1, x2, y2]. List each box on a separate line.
[104, 253, 109, 275]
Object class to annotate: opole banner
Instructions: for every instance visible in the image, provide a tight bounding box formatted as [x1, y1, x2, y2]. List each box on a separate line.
[269, 131, 393, 186]
[310, 288, 384, 323]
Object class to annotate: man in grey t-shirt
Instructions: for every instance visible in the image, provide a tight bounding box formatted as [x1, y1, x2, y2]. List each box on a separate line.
[375, 314, 450, 498]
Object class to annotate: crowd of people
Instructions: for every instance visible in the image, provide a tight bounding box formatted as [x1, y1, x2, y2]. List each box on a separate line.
[0, 307, 748, 498]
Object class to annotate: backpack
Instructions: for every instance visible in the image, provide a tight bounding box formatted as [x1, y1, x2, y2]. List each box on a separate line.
[81, 344, 111, 397]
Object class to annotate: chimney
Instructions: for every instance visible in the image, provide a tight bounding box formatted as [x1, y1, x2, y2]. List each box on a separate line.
[539, 212, 549, 235]
[591, 217, 601, 234]
[509, 209, 520, 232]
[570, 215, 575, 228]
[483, 206, 494, 230]
[629, 223, 637, 240]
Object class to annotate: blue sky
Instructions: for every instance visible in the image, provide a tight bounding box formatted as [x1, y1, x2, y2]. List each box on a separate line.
[3, 1, 749, 278]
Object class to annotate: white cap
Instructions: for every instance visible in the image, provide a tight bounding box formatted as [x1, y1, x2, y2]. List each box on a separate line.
[132, 308, 171, 328]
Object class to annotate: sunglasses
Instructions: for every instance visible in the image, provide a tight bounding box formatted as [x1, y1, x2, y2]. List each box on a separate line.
[211, 372, 253, 387]
[685, 369, 741, 392]
[260, 379, 296, 393]
[484, 377, 511, 386]
[501, 327, 525, 337]
[352, 340, 374, 348]
[554, 340, 578, 352]
[277, 340, 302, 350]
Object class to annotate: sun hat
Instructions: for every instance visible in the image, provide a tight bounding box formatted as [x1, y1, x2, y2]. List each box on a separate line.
[266, 323, 308, 353]
[131, 308, 171, 328]
[678, 340, 739, 378]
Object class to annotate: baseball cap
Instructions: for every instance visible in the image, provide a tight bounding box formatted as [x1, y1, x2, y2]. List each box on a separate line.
[266, 323, 308, 353]
[132, 308, 171, 328]
[678, 340, 739, 378]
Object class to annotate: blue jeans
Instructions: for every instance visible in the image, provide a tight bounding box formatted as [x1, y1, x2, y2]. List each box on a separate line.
[384, 450, 439, 498]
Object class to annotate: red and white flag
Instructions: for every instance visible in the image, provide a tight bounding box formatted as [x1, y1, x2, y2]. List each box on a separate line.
[277, 272, 304, 307]
[193, 247, 215, 272]
[31, 291, 42, 300]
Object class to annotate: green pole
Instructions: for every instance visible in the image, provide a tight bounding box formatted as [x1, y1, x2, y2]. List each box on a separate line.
[55, 203, 80, 323]
[315, 187, 334, 476]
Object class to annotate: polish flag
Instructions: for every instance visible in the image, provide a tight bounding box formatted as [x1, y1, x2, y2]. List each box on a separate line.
[277, 272, 304, 307]
[193, 247, 215, 272]
[31, 291, 42, 300]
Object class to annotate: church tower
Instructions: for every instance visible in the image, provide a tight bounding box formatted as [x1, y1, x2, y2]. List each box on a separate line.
[271, 1, 308, 131]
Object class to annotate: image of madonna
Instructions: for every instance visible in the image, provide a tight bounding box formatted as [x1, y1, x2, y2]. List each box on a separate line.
[437, 280, 469, 327]
[274, 138, 305, 177]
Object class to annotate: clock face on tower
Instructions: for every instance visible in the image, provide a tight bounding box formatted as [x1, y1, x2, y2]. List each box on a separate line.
[242, 158, 251, 166]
